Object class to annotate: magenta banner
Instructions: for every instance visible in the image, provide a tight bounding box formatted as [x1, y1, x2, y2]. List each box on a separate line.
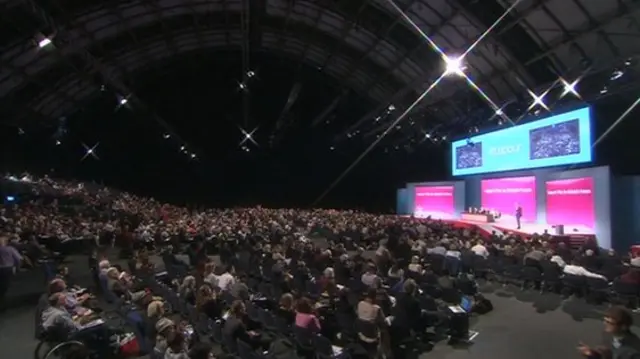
[546, 177, 595, 228]
[481, 176, 537, 222]
[413, 186, 455, 219]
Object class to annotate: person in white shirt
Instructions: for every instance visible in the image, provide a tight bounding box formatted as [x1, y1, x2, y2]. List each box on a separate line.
[563, 260, 606, 280]
[445, 244, 462, 259]
[216, 267, 236, 291]
[549, 251, 566, 268]
[470, 241, 489, 258]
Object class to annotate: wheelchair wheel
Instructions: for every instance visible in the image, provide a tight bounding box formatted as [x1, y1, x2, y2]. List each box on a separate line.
[34, 340, 51, 359]
[43, 340, 86, 359]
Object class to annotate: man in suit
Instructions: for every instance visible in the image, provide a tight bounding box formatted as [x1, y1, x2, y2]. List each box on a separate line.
[515, 203, 523, 229]
[578, 306, 640, 359]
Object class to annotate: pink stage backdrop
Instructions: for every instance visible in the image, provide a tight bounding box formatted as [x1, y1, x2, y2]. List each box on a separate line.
[546, 177, 595, 228]
[413, 186, 455, 219]
[481, 176, 537, 222]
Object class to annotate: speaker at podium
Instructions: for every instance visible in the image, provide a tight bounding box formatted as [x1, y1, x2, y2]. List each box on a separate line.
[553, 225, 564, 235]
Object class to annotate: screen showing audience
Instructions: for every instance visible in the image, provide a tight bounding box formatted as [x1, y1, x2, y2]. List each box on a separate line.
[413, 185, 455, 219]
[545, 177, 595, 228]
[481, 176, 537, 222]
[451, 107, 592, 176]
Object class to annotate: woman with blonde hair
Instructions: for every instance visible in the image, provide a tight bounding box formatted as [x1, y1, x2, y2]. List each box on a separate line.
[178, 275, 197, 305]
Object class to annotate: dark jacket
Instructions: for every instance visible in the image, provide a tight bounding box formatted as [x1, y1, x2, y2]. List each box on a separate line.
[592, 332, 640, 359]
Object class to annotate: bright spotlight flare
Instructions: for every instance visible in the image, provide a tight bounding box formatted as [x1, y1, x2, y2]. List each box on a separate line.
[527, 89, 550, 111]
[444, 56, 466, 77]
[385, 0, 523, 126]
[560, 77, 581, 98]
[81, 143, 100, 161]
[38, 37, 52, 48]
[239, 126, 259, 146]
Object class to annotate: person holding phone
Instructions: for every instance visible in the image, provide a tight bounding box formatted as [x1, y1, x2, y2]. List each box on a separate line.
[578, 306, 640, 359]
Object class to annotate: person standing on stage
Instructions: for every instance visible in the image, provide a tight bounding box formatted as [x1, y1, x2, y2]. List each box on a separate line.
[515, 203, 523, 230]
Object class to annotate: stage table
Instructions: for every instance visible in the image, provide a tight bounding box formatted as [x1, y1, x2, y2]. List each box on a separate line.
[461, 212, 495, 223]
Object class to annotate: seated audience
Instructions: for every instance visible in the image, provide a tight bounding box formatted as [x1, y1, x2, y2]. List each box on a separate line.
[165, 331, 190, 359]
[295, 297, 321, 333]
[276, 293, 296, 325]
[41, 293, 82, 334]
[216, 266, 236, 291]
[361, 263, 379, 288]
[196, 285, 222, 320]
[178, 276, 197, 305]
[408, 256, 423, 273]
[223, 300, 260, 352]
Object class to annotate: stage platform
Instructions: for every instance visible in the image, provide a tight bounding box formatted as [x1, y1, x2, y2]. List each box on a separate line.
[401, 215, 597, 246]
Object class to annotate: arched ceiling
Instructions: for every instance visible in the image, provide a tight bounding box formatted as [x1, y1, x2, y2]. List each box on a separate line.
[0, 0, 638, 146]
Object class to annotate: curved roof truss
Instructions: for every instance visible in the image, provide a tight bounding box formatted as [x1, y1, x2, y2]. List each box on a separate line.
[0, 0, 532, 127]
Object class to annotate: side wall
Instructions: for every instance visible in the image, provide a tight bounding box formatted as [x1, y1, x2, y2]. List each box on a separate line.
[396, 188, 410, 215]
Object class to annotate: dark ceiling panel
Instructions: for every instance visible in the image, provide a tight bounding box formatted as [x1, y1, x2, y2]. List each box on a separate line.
[457, 0, 557, 84]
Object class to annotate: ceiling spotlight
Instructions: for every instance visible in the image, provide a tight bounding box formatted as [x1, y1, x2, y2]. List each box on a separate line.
[425, 133, 431, 139]
[610, 70, 624, 81]
[190, 153, 196, 159]
[441, 135, 447, 140]
[495, 108, 503, 115]
[38, 37, 52, 48]
[180, 146, 185, 151]
[163, 134, 171, 139]
[560, 78, 580, 98]
[238, 82, 247, 90]
[247, 70, 255, 78]
[81, 142, 100, 161]
[527, 89, 549, 111]
[444, 55, 465, 76]
[330, 146, 335, 151]
[55, 140, 61, 146]
[119, 98, 128, 105]
[388, 104, 396, 111]
[239, 127, 258, 146]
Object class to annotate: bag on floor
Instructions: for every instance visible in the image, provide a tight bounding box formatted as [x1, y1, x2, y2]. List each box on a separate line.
[472, 295, 493, 314]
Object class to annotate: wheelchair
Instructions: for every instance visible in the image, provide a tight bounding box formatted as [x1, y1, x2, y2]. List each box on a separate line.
[35, 339, 87, 359]
[34, 325, 122, 359]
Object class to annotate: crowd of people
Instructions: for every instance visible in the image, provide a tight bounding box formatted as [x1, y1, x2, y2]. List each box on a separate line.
[455, 143, 483, 170]
[529, 119, 581, 160]
[2, 172, 640, 359]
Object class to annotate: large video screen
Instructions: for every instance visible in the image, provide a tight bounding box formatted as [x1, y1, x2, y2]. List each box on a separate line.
[413, 185, 455, 219]
[452, 107, 592, 176]
[546, 177, 595, 228]
[481, 176, 537, 222]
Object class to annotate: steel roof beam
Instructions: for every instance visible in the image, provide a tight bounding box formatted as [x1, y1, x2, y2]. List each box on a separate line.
[18, 0, 192, 151]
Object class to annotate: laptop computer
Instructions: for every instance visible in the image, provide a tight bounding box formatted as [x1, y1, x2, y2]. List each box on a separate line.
[460, 296, 473, 313]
